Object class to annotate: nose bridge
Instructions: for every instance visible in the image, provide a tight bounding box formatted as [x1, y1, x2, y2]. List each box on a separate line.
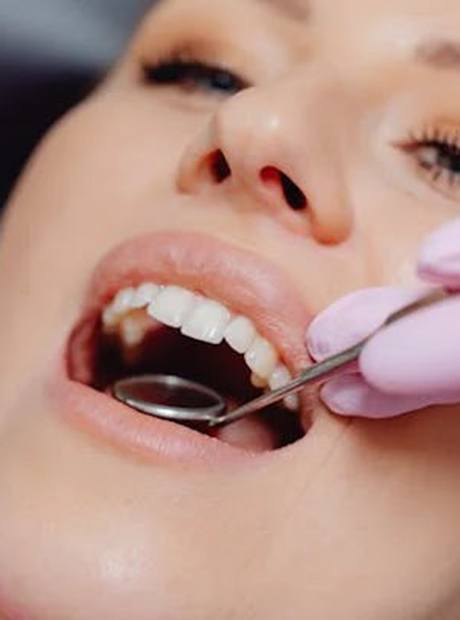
[178, 66, 353, 244]
[220, 83, 301, 176]
[216, 87, 278, 181]
[217, 68, 344, 175]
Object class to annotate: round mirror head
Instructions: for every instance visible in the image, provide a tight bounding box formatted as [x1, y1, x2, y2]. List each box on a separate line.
[112, 374, 227, 424]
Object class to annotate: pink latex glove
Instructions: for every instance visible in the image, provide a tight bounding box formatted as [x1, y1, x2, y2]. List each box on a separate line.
[306, 218, 460, 418]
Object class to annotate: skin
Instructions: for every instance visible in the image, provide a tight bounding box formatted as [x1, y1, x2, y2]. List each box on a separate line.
[2, 0, 460, 616]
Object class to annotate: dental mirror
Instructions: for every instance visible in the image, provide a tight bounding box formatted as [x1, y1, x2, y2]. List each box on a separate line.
[112, 375, 227, 425]
[112, 288, 450, 429]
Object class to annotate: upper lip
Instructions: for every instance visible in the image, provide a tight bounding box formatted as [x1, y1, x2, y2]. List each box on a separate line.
[82, 230, 312, 373]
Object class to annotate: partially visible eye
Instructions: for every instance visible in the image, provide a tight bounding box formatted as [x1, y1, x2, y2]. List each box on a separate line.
[399, 127, 460, 192]
[142, 54, 250, 97]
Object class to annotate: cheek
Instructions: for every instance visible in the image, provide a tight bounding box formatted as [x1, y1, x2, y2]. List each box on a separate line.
[0, 400, 298, 618]
[3, 92, 203, 246]
[0, 92, 203, 307]
[349, 170, 460, 286]
[0, 93, 205, 397]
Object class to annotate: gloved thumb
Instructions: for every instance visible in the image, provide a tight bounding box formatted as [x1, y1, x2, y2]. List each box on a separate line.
[418, 217, 460, 288]
[307, 287, 425, 362]
[306, 286, 448, 418]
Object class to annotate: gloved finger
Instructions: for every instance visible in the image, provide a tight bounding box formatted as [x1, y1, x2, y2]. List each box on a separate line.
[418, 217, 460, 288]
[320, 373, 444, 418]
[361, 295, 460, 396]
[307, 286, 428, 362]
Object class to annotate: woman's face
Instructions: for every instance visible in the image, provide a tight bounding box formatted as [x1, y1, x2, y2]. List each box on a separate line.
[2, 0, 460, 617]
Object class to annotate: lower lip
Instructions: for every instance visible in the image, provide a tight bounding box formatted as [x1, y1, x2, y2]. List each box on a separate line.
[48, 350, 279, 468]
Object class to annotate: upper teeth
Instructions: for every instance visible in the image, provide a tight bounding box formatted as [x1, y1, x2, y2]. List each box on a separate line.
[102, 282, 299, 410]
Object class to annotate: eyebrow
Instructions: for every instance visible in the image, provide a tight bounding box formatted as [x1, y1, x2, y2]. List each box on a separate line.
[415, 39, 460, 71]
[154, 0, 309, 23]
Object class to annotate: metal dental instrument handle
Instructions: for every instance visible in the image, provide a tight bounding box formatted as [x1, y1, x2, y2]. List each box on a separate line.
[211, 287, 448, 427]
[112, 288, 448, 428]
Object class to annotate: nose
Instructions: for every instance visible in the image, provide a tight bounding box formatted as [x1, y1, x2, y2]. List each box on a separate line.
[177, 78, 353, 244]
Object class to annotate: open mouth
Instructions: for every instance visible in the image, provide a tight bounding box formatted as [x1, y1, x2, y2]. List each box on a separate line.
[68, 281, 308, 452]
[63, 231, 313, 458]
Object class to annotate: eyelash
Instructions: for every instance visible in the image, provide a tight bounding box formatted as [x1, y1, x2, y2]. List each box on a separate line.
[142, 53, 250, 96]
[401, 126, 460, 191]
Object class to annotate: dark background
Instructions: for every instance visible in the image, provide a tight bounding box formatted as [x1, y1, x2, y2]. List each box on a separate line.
[0, 0, 153, 207]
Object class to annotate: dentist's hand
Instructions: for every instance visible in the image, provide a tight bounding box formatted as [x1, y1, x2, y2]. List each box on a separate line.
[306, 219, 460, 418]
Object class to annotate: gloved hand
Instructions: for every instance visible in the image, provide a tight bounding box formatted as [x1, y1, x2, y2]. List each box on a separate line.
[306, 218, 460, 418]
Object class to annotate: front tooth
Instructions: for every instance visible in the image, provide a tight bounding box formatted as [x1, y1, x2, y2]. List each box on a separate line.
[147, 285, 197, 328]
[181, 299, 231, 344]
[244, 337, 278, 380]
[224, 316, 257, 354]
[131, 283, 160, 309]
[112, 288, 136, 316]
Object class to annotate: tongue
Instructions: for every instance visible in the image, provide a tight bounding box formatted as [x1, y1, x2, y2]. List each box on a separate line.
[212, 416, 279, 452]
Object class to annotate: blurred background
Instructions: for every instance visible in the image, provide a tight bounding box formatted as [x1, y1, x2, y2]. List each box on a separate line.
[0, 0, 153, 207]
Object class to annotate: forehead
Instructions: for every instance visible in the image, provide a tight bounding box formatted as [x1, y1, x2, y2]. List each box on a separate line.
[150, 0, 460, 54]
[155, 0, 460, 18]
[145, 0, 460, 64]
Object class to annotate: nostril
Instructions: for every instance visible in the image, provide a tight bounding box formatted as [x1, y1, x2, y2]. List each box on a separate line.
[209, 150, 232, 184]
[280, 172, 307, 211]
[260, 166, 307, 211]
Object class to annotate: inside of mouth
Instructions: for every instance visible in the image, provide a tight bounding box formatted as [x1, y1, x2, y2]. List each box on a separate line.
[68, 311, 307, 453]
